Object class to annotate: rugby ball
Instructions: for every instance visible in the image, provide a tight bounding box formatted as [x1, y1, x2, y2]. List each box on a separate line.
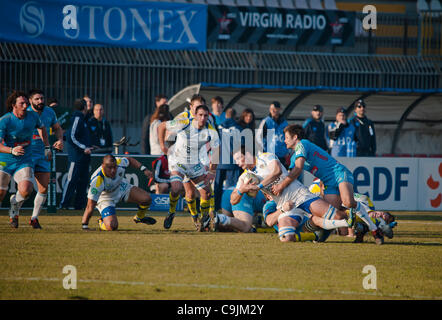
[243, 171, 260, 198]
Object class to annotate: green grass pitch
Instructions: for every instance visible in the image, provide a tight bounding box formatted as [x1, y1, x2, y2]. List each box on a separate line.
[0, 210, 441, 300]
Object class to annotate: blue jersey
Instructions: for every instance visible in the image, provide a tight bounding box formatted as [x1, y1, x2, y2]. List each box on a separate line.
[291, 139, 352, 189]
[0, 111, 43, 171]
[27, 106, 57, 156]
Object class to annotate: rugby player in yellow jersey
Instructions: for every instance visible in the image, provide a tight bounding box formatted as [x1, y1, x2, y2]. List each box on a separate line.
[158, 104, 220, 230]
[81, 154, 155, 231]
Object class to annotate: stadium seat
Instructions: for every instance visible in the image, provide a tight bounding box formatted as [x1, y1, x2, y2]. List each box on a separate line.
[417, 0, 430, 11]
[206, 0, 221, 4]
[294, 0, 309, 9]
[414, 154, 428, 158]
[323, 0, 337, 10]
[280, 0, 295, 8]
[236, 0, 251, 5]
[382, 153, 396, 157]
[430, 0, 442, 10]
[309, 0, 323, 10]
[172, 0, 189, 3]
[190, 0, 207, 3]
[429, 154, 442, 158]
[397, 154, 412, 157]
[251, 0, 265, 6]
[265, 0, 280, 8]
[221, 0, 236, 5]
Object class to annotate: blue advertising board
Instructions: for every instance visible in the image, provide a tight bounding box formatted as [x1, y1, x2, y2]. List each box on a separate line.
[0, 0, 207, 51]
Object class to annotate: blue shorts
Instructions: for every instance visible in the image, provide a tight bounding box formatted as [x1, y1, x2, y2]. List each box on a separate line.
[221, 188, 265, 216]
[32, 154, 50, 173]
[0, 154, 33, 176]
[297, 196, 320, 214]
[100, 206, 116, 219]
[323, 167, 354, 195]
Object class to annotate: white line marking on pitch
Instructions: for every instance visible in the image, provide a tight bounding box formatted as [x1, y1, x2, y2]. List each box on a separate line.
[1, 277, 440, 300]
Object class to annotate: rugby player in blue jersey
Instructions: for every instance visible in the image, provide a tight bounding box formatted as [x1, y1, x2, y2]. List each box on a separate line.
[272, 124, 384, 244]
[0, 91, 50, 228]
[27, 89, 64, 228]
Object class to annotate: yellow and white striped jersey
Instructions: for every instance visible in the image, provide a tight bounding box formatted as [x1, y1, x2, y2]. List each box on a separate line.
[88, 157, 130, 202]
[166, 118, 219, 165]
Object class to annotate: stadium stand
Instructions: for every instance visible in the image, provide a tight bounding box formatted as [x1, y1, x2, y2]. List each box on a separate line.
[323, 0, 337, 10]
[251, 0, 265, 6]
[265, 0, 280, 8]
[294, 0, 309, 9]
[280, 0, 295, 9]
[309, 0, 323, 10]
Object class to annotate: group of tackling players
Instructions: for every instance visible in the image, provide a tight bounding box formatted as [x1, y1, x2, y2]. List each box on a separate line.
[1, 91, 396, 244]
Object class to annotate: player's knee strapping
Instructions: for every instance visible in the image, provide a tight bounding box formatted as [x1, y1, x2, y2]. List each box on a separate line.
[194, 180, 207, 191]
[324, 205, 337, 220]
[279, 226, 297, 241]
[170, 175, 183, 183]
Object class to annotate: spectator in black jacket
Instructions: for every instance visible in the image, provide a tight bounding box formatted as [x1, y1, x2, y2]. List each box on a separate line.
[60, 98, 92, 210]
[302, 105, 328, 151]
[350, 99, 376, 157]
[88, 103, 113, 154]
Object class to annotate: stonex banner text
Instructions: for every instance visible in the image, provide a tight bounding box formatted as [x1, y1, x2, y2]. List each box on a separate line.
[0, 0, 207, 51]
[207, 5, 355, 46]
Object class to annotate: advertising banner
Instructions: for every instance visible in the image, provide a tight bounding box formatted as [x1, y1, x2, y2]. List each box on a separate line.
[207, 5, 355, 46]
[304, 157, 442, 211]
[0, 0, 207, 51]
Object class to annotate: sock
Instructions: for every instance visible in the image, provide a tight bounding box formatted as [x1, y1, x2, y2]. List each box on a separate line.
[304, 219, 320, 233]
[208, 189, 215, 217]
[199, 197, 210, 217]
[355, 202, 378, 231]
[217, 213, 231, 226]
[136, 204, 148, 219]
[295, 232, 317, 242]
[169, 192, 180, 214]
[32, 192, 47, 220]
[322, 218, 349, 230]
[185, 197, 198, 217]
[12, 192, 28, 208]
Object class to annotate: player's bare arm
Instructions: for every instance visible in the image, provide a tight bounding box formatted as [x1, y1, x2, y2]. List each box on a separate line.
[37, 126, 52, 161]
[272, 157, 305, 196]
[127, 157, 153, 179]
[81, 198, 97, 225]
[157, 121, 168, 154]
[51, 122, 64, 151]
[264, 201, 294, 227]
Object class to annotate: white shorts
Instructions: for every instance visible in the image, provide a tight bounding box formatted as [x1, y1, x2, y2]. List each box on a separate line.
[96, 180, 133, 213]
[169, 161, 206, 180]
[273, 179, 317, 210]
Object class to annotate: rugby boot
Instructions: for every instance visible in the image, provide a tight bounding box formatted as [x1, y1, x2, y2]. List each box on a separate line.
[29, 218, 42, 229]
[163, 212, 175, 229]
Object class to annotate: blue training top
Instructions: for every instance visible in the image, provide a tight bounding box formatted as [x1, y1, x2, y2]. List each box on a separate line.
[0, 111, 43, 162]
[291, 139, 346, 185]
[27, 106, 58, 156]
